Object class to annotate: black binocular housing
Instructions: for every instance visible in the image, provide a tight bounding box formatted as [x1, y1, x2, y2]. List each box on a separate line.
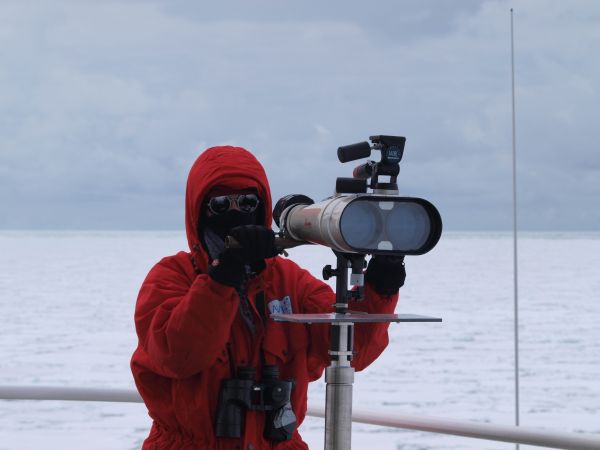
[215, 365, 297, 442]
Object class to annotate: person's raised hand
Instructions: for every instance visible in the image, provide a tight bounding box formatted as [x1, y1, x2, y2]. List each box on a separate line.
[364, 255, 406, 295]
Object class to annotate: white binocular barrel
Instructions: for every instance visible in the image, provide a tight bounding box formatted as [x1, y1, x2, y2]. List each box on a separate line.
[279, 195, 442, 255]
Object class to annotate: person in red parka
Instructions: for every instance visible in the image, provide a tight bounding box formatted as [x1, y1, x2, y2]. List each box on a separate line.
[131, 146, 406, 449]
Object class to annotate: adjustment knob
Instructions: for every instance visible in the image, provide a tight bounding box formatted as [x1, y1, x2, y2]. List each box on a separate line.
[322, 265, 336, 280]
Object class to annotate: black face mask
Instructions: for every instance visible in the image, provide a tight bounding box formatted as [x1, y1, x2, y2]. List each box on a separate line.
[203, 209, 258, 240]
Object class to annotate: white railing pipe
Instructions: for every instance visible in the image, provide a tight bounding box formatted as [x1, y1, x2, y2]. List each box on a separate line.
[1, 386, 599, 450]
[0, 385, 142, 403]
[307, 406, 600, 450]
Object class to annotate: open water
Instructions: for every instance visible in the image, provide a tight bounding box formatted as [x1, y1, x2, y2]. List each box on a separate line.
[0, 231, 599, 449]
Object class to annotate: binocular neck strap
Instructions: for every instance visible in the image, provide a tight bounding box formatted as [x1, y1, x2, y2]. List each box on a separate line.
[255, 291, 268, 368]
[225, 291, 271, 378]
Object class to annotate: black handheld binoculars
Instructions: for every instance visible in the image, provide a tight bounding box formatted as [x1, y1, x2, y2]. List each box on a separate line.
[215, 365, 297, 442]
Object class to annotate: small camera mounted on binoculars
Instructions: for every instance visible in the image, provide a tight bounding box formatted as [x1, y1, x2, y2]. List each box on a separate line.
[336, 134, 404, 193]
[273, 135, 442, 256]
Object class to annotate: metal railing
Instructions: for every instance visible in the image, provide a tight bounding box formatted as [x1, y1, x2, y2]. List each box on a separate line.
[1, 385, 599, 450]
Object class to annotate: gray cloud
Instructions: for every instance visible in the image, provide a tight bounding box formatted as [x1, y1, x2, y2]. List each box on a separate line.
[0, 0, 598, 230]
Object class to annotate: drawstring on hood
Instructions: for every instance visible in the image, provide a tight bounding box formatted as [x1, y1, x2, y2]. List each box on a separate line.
[203, 227, 227, 262]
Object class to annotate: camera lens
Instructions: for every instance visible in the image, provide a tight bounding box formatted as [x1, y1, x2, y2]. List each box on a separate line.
[386, 203, 430, 251]
[340, 200, 382, 249]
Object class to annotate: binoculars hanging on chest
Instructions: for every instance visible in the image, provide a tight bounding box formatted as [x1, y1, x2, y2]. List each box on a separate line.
[215, 365, 297, 442]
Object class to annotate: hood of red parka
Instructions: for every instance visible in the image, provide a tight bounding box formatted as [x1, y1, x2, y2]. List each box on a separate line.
[185, 146, 273, 273]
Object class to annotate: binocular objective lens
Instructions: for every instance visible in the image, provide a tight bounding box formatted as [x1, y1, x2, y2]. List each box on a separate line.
[340, 201, 383, 249]
[386, 203, 430, 251]
[262, 365, 279, 381]
[238, 367, 256, 381]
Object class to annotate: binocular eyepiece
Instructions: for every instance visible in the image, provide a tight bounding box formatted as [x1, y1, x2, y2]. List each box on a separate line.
[215, 365, 297, 442]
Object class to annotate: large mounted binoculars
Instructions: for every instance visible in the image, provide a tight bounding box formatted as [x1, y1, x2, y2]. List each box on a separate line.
[273, 135, 442, 256]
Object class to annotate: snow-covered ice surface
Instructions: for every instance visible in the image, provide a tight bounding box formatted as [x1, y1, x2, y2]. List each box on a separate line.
[0, 231, 599, 449]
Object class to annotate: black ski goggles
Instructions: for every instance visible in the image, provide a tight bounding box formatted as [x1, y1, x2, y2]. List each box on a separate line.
[206, 193, 260, 215]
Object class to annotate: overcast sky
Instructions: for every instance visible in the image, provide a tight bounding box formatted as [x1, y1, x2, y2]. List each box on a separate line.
[1, 0, 599, 231]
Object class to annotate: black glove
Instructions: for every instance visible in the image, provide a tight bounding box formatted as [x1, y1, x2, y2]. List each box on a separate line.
[227, 225, 278, 263]
[208, 225, 278, 287]
[364, 255, 406, 296]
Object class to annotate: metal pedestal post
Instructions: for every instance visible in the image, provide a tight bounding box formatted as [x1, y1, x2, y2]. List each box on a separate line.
[325, 364, 355, 449]
[323, 253, 360, 450]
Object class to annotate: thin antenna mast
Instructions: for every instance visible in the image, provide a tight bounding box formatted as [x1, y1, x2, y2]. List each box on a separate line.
[510, 8, 521, 448]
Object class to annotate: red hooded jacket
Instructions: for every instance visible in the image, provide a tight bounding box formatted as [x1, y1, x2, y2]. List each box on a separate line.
[131, 146, 399, 449]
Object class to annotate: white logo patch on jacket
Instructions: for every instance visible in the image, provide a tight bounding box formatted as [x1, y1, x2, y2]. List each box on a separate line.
[268, 296, 293, 315]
